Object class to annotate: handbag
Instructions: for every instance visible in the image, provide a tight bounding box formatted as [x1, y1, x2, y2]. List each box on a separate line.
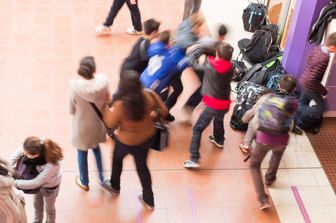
[88, 102, 116, 139]
[147, 90, 170, 151]
[14, 156, 41, 194]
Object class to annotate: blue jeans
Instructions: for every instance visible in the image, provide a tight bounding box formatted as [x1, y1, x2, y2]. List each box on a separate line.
[77, 146, 104, 186]
[189, 106, 228, 162]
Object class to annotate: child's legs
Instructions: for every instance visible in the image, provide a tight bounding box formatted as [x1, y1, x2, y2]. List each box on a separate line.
[41, 186, 60, 223]
[77, 150, 89, 186]
[213, 109, 228, 143]
[243, 116, 258, 147]
[265, 146, 286, 182]
[33, 191, 44, 223]
[189, 107, 214, 162]
[92, 146, 104, 183]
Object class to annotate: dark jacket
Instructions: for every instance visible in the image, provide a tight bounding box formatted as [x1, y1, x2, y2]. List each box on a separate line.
[308, 2, 336, 44]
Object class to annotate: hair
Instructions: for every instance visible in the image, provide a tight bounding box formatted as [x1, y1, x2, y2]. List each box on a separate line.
[189, 13, 204, 28]
[218, 24, 228, 37]
[279, 75, 296, 93]
[159, 30, 171, 45]
[77, 56, 96, 79]
[0, 158, 9, 176]
[116, 70, 146, 121]
[144, 18, 160, 35]
[326, 32, 336, 47]
[23, 136, 63, 165]
[217, 42, 234, 60]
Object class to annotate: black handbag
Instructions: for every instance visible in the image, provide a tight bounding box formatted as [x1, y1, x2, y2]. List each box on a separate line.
[88, 102, 115, 139]
[147, 91, 170, 151]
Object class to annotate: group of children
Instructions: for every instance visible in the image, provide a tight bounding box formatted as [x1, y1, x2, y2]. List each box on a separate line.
[2, 8, 336, 222]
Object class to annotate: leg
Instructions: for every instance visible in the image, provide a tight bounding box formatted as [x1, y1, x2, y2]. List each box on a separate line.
[104, 0, 126, 27]
[33, 191, 44, 223]
[249, 143, 270, 204]
[189, 107, 214, 162]
[131, 146, 154, 206]
[184, 69, 204, 109]
[243, 117, 258, 147]
[212, 109, 228, 144]
[92, 146, 104, 183]
[165, 74, 183, 110]
[125, 0, 142, 31]
[110, 141, 129, 191]
[77, 150, 89, 186]
[192, 0, 202, 13]
[183, 0, 193, 20]
[41, 186, 60, 223]
[264, 146, 286, 183]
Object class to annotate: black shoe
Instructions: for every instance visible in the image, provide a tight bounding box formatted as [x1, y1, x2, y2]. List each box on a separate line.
[166, 113, 175, 122]
[292, 125, 303, 135]
[101, 179, 120, 196]
[265, 178, 276, 187]
[138, 194, 154, 210]
[309, 127, 320, 134]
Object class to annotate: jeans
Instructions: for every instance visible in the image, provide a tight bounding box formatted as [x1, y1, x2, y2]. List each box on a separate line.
[33, 186, 60, 223]
[243, 116, 258, 147]
[295, 88, 325, 123]
[184, 69, 204, 109]
[249, 142, 285, 204]
[104, 0, 142, 31]
[110, 138, 154, 206]
[183, 0, 203, 20]
[77, 146, 104, 186]
[189, 106, 228, 162]
[165, 74, 184, 110]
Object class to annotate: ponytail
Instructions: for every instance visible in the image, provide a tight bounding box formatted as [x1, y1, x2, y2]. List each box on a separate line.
[43, 139, 63, 165]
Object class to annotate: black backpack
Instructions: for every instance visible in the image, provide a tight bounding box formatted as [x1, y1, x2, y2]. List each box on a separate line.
[261, 24, 279, 44]
[296, 104, 323, 131]
[242, 3, 268, 32]
[230, 104, 250, 131]
[231, 60, 248, 82]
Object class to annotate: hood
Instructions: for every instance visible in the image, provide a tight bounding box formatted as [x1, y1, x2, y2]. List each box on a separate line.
[148, 41, 169, 57]
[208, 56, 232, 74]
[70, 73, 109, 102]
[0, 175, 14, 188]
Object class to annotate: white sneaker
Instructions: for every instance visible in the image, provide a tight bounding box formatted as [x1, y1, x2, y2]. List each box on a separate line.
[95, 24, 111, 34]
[183, 160, 200, 169]
[126, 27, 143, 35]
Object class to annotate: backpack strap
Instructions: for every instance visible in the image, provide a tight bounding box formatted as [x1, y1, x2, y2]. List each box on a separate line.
[88, 102, 103, 121]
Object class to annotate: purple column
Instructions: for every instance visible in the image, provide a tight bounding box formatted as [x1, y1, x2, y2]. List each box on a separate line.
[325, 56, 336, 111]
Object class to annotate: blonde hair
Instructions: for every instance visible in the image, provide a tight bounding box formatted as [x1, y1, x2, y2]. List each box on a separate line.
[189, 13, 204, 28]
[23, 136, 63, 165]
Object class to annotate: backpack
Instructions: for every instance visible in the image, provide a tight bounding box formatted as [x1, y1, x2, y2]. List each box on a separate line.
[231, 60, 248, 82]
[242, 3, 268, 32]
[230, 103, 250, 131]
[14, 156, 41, 194]
[266, 73, 283, 92]
[296, 104, 323, 131]
[258, 95, 296, 135]
[235, 81, 268, 107]
[243, 30, 273, 64]
[261, 24, 279, 44]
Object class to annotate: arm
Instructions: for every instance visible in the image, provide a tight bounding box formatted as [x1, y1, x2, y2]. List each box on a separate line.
[15, 163, 59, 190]
[8, 148, 24, 168]
[68, 89, 76, 115]
[102, 101, 122, 129]
[150, 91, 169, 118]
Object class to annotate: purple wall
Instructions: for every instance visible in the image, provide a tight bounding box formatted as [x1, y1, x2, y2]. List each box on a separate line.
[326, 56, 336, 110]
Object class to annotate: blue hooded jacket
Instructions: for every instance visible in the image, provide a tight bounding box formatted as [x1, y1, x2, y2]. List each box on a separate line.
[140, 41, 189, 93]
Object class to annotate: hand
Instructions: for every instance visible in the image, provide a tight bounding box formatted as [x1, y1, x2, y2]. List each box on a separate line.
[130, 0, 136, 5]
[322, 94, 328, 99]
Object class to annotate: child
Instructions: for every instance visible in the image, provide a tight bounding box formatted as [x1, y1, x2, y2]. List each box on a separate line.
[9, 137, 63, 223]
[120, 18, 161, 76]
[183, 43, 234, 168]
[183, 0, 203, 21]
[249, 75, 297, 210]
[293, 32, 336, 134]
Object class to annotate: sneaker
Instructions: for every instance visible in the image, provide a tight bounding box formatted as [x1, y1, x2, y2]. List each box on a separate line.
[292, 125, 303, 135]
[138, 194, 154, 210]
[183, 160, 200, 169]
[101, 179, 120, 196]
[208, 135, 224, 148]
[239, 142, 250, 153]
[265, 177, 276, 187]
[75, 176, 89, 191]
[95, 24, 111, 34]
[259, 202, 271, 210]
[126, 27, 143, 35]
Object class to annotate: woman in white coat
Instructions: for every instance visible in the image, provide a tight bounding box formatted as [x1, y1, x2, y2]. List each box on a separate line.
[69, 56, 111, 191]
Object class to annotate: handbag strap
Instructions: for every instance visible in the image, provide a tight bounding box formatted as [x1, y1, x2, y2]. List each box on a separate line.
[88, 102, 103, 121]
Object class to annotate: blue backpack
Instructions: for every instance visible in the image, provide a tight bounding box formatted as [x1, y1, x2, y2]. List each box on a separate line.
[258, 94, 296, 135]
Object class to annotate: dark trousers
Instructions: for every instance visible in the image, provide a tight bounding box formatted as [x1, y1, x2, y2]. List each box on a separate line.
[104, 0, 142, 31]
[160, 73, 184, 110]
[110, 139, 154, 206]
[295, 88, 325, 122]
[184, 69, 204, 109]
[189, 106, 228, 162]
[183, 0, 203, 20]
[249, 142, 285, 204]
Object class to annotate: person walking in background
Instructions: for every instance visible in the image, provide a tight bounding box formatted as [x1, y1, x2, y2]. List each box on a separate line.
[69, 56, 111, 191]
[183, 0, 202, 21]
[121, 18, 160, 75]
[249, 75, 297, 210]
[102, 70, 168, 210]
[183, 43, 234, 169]
[8, 137, 63, 223]
[95, 0, 143, 35]
[0, 158, 27, 223]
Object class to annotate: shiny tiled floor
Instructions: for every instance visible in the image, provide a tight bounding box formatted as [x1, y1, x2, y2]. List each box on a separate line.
[1, 0, 335, 223]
